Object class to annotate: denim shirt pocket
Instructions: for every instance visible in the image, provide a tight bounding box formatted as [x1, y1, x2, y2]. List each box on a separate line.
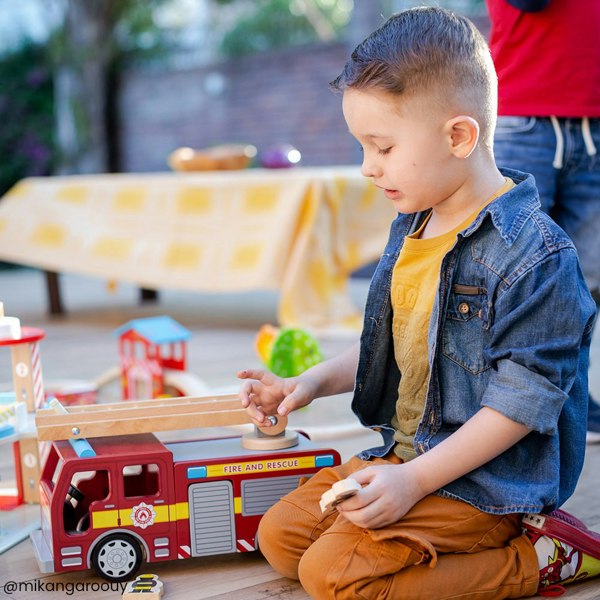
[442, 284, 491, 375]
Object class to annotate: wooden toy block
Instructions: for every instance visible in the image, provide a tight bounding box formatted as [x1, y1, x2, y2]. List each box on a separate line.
[241, 425, 299, 450]
[16, 436, 40, 504]
[319, 478, 362, 513]
[122, 574, 164, 599]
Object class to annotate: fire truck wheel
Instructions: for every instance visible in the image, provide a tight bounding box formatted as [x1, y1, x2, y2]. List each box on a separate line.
[91, 533, 143, 582]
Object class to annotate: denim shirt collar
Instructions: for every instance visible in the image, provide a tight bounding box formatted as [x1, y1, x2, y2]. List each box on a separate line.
[461, 168, 540, 246]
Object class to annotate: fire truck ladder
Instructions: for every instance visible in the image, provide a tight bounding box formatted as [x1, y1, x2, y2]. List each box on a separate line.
[35, 394, 298, 450]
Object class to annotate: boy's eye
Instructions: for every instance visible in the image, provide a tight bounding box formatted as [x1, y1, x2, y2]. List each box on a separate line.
[377, 147, 392, 156]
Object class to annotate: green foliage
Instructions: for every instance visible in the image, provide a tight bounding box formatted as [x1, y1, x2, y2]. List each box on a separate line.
[0, 42, 55, 197]
[113, 0, 180, 66]
[219, 0, 350, 58]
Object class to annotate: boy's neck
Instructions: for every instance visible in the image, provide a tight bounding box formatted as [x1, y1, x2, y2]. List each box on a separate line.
[420, 159, 505, 239]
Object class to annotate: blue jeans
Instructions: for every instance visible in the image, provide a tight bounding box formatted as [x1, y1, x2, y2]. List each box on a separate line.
[494, 116, 600, 301]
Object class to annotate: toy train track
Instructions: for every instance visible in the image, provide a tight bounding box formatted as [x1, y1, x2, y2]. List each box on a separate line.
[35, 393, 289, 442]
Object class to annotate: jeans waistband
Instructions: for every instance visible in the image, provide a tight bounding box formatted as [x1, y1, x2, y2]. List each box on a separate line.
[549, 116, 597, 169]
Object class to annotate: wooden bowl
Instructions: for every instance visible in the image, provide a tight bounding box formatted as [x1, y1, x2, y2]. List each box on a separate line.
[168, 144, 257, 171]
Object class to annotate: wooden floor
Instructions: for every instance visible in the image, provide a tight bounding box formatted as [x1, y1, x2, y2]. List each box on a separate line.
[1, 269, 599, 599]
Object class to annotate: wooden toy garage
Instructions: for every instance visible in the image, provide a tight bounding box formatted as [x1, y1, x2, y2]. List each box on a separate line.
[0, 303, 45, 509]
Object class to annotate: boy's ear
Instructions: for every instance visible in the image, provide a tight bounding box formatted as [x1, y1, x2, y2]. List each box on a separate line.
[446, 115, 480, 159]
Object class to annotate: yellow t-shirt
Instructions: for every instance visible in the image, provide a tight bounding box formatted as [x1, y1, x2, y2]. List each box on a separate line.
[391, 178, 515, 461]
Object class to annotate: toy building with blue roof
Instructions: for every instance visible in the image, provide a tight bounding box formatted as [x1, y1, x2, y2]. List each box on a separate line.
[114, 316, 191, 400]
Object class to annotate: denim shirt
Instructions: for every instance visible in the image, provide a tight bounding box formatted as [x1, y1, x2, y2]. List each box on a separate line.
[351, 168, 596, 515]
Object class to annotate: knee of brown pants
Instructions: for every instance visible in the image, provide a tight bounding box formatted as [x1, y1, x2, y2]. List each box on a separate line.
[258, 497, 337, 580]
[257, 502, 300, 580]
[258, 463, 362, 580]
[298, 519, 432, 600]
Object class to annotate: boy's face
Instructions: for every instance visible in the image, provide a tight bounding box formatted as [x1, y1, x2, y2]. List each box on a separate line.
[342, 88, 466, 215]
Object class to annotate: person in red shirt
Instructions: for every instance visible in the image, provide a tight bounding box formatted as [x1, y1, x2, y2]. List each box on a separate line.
[487, 0, 600, 442]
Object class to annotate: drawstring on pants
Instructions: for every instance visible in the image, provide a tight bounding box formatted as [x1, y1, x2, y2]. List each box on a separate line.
[550, 116, 565, 169]
[581, 117, 597, 157]
[550, 116, 597, 170]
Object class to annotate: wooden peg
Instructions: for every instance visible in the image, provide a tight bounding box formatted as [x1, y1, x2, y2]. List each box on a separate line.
[319, 478, 362, 513]
[122, 574, 164, 599]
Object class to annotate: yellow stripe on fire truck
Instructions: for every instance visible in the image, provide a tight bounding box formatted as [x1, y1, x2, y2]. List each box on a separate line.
[187, 455, 318, 479]
[91, 504, 182, 530]
[92, 509, 120, 529]
[90, 498, 244, 530]
[169, 501, 189, 520]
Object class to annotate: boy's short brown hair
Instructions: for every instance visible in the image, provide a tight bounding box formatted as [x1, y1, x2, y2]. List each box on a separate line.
[331, 7, 497, 148]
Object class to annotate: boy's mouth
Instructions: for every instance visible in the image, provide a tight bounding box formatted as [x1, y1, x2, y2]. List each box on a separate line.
[383, 188, 400, 200]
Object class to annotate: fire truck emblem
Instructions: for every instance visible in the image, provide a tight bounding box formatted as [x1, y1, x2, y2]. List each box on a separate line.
[130, 502, 156, 529]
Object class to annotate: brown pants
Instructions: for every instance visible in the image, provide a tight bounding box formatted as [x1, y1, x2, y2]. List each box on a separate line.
[258, 455, 541, 599]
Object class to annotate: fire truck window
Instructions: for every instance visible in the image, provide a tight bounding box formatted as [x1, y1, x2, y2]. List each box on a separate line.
[122, 463, 160, 498]
[48, 454, 64, 490]
[63, 469, 109, 535]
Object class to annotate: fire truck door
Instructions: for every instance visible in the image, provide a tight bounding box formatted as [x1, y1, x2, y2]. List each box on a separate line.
[117, 460, 172, 550]
[188, 481, 235, 557]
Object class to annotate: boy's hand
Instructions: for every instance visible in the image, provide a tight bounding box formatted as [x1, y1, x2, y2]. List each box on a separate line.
[335, 464, 426, 529]
[237, 368, 317, 426]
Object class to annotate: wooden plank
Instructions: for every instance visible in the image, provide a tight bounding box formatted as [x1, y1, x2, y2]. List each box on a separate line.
[35, 394, 287, 441]
[209, 578, 308, 600]
[41, 393, 239, 414]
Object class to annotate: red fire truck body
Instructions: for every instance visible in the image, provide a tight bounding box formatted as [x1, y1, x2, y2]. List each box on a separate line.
[31, 432, 340, 581]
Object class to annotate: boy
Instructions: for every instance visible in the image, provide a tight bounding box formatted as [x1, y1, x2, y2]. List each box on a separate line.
[239, 8, 599, 598]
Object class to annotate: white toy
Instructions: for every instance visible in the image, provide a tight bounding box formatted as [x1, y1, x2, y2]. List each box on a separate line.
[0, 302, 20, 339]
[319, 478, 362, 513]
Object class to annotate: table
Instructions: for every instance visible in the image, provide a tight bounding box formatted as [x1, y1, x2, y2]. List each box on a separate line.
[0, 168, 395, 330]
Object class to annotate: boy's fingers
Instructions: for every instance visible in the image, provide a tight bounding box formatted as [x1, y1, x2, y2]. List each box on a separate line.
[237, 368, 275, 384]
[278, 389, 303, 416]
[349, 469, 374, 485]
[243, 397, 266, 424]
[238, 380, 258, 406]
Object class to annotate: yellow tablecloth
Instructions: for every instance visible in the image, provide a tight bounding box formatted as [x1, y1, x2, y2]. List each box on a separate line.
[0, 167, 396, 330]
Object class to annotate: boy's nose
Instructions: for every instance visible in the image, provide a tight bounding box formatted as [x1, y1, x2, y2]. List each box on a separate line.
[360, 157, 382, 179]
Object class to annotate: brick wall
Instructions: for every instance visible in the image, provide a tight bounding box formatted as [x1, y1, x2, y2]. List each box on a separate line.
[117, 42, 358, 172]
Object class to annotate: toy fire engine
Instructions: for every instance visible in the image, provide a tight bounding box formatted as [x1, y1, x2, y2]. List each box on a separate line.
[30, 394, 341, 582]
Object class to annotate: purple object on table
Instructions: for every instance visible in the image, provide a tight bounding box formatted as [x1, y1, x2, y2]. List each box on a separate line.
[260, 144, 302, 169]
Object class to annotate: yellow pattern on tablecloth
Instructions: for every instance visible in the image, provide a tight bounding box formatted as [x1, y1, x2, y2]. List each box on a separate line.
[0, 168, 396, 330]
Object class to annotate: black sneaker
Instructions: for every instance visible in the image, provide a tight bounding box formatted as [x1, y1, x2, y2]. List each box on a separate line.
[586, 396, 600, 443]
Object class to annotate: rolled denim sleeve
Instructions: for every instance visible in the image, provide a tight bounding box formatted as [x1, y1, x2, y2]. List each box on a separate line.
[483, 359, 567, 433]
[482, 248, 595, 433]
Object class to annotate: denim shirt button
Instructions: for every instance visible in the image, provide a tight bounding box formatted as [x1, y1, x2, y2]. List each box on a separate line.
[459, 302, 470, 314]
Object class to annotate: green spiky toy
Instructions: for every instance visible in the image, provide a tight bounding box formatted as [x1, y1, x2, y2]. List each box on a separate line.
[255, 324, 324, 377]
